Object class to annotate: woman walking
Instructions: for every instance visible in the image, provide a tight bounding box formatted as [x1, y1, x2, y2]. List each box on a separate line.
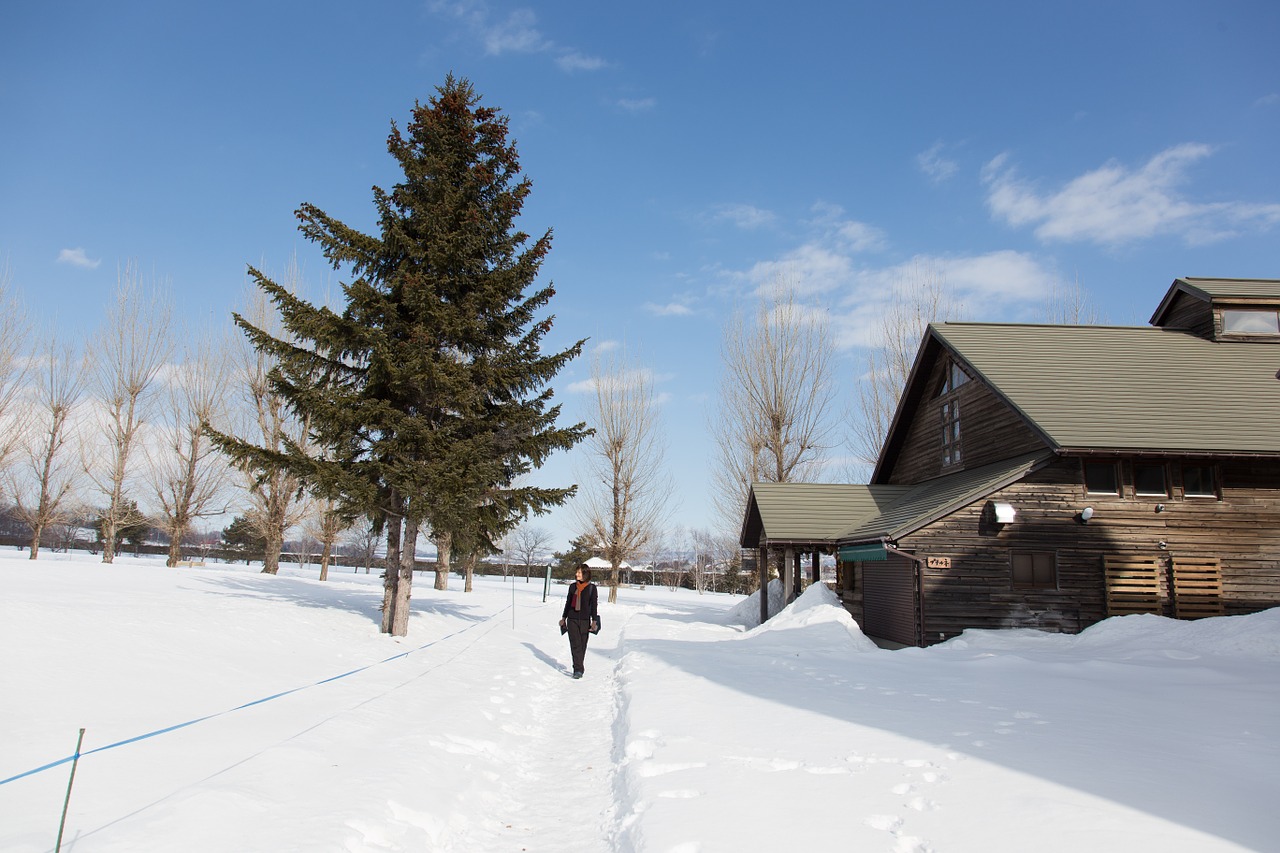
[559, 563, 599, 679]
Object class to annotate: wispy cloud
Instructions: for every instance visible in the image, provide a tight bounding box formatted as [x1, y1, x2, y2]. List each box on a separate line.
[57, 247, 100, 269]
[708, 203, 776, 230]
[567, 366, 667, 395]
[1255, 92, 1279, 108]
[430, 1, 605, 72]
[982, 144, 1280, 246]
[556, 51, 607, 72]
[916, 141, 959, 184]
[645, 301, 694, 317]
[616, 97, 656, 113]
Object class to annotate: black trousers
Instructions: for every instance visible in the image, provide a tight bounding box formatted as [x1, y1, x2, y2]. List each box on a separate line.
[567, 619, 592, 673]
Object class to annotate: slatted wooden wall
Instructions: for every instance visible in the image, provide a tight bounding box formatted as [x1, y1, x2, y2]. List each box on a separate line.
[1172, 557, 1225, 619]
[1103, 556, 1162, 616]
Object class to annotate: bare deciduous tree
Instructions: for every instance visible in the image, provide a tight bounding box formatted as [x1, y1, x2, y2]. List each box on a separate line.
[343, 516, 380, 574]
[0, 264, 32, 475]
[231, 277, 313, 575]
[10, 336, 87, 559]
[1042, 276, 1105, 325]
[576, 348, 673, 604]
[150, 328, 234, 567]
[711, 282, 838, 532]
[509, 524, 552, 582]
[849, 262, 964, 472]
[300, 495, 350, 582]
[85, 263, 173, 563]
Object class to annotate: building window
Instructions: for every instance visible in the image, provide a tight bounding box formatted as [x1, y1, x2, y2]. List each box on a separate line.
[1183, 464, 1218, 498]
[941, 400, 961, 466]
[938, 359, 969, 395]
[1084, 461, 1119, 495]
[1133, 462, 1168, 497]
[1012, 551, 1057, 589]
[1222, 309, 1280, 335]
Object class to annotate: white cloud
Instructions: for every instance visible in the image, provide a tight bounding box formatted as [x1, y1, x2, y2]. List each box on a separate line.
[482, 8, 547, 54]
[57, 247, 100, 269]
[983, 144, 1280, 246]
[645, 302, 694, 317]
[556, 52, 606, 72]
[708, 203, 776, 230]
[1255, 93, 1279, 108]
[616, 97, 656, 113]
[916, 141, 958, 184]
[430, 2, 604, 72]
[567, 366, 665, 395]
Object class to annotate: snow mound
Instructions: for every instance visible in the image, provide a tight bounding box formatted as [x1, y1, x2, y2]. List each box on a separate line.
[1075, 607, 1280, 661]
[724, 579, 786, 628]
[942, 607, 1280, 663]
[749, 582, 880, 652]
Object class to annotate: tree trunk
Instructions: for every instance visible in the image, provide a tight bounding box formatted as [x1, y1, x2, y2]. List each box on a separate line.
[167, 536, 183, 568]
[28, 526, 42, 560]
[391, 516, 417, 637]
[381, 512, 402, 634]
[318, 538, 331, 582]
[261, 526, 283, 575]
[463, 550, 475, 593]
[102, 518, 117, 564]
[434, 531, 451, 591]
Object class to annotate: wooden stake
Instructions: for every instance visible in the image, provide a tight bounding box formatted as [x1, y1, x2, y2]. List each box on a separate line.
[55, 728, 85, 853]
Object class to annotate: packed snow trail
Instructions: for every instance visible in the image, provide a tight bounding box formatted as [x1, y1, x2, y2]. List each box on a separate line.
[2, 564, 629, 852]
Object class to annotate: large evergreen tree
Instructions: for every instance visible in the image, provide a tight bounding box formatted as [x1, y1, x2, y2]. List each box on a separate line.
[213, 76, 587, 635]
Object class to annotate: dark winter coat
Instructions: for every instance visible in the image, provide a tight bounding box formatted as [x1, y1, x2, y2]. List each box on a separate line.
[562, 581, 599, 623]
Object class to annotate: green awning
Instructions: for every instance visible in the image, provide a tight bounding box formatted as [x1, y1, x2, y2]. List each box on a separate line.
[839, 543, 888, 562]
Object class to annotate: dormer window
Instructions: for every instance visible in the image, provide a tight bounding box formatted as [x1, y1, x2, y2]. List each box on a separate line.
[1222, 309, 1280, 336]
[937, 359, 969, 396]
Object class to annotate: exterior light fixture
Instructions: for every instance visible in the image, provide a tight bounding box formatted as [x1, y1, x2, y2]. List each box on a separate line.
[1079, 506, 1094, 523]
[992, 502, 1016, 524]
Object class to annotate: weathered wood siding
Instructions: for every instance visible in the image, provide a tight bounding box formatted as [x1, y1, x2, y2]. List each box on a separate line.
[1156, 291, 1213, 338]
[895, 457, 1280, 645]
[887, 356, 1048, 485]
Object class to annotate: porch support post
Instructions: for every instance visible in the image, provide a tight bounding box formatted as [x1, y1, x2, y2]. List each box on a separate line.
[811, 551, 820, 584]
[758, 544, 769, 624]
[778, 545, 788, 604]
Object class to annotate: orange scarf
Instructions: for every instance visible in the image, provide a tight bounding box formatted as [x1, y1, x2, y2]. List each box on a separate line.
[573, 580, 589, 610]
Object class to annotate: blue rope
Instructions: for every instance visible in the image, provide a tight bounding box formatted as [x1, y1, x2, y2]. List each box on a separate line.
[0, 606, 511, 787]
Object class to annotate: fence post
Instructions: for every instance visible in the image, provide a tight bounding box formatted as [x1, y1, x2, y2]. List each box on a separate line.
[55, 728, 86, 853]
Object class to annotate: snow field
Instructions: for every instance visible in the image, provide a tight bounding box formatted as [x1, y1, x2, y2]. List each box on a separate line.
[3, 552, 1279, 852]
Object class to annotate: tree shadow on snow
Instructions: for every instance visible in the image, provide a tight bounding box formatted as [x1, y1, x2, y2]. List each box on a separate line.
[194, 576, 490, 629]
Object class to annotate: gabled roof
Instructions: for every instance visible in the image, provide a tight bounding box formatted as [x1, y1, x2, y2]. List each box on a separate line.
[739, 482, 913, 547]
[928, 322, 1280, 456]
[841, 451, 1053, 543]
[1150, 277, 1280, 326]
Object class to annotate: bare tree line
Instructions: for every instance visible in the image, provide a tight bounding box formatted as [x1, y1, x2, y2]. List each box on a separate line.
[0, 262, 368, 567]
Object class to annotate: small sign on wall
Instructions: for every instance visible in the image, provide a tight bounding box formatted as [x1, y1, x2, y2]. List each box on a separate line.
[926, 557, 952, 569]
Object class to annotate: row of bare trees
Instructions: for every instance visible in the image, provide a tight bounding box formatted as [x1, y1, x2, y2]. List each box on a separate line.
[0, 262, 355, 567]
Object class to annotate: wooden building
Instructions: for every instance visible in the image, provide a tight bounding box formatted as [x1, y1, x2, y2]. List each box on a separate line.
[739, 277, 1280, 646]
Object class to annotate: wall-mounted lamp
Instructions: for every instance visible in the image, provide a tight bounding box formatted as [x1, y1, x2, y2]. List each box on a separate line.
[1158, 540, 1168, 550]
[1078, 506, 1095, 524]
[1155, 503, 1166, 513]
[992, 502, 1016, 524]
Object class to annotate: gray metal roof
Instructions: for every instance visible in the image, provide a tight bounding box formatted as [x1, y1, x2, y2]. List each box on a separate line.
[745, 482, 913, 544]
[1174, 277, 1280, 300]
[840, 451, 1053, 542]
[931, 322, 1280, 455]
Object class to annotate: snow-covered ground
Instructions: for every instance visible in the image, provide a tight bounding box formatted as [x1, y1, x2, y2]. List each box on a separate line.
[2, 550, 1278, 852]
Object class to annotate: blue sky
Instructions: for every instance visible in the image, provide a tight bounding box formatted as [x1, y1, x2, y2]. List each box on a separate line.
[2, 1, 1278, 551]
